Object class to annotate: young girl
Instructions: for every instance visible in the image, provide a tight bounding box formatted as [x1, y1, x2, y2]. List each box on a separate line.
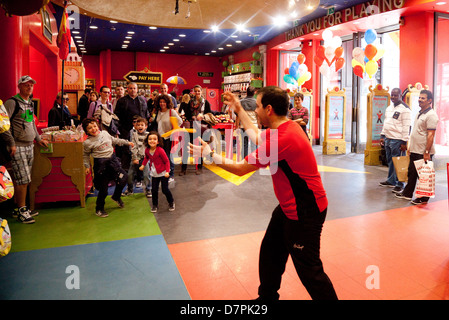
[82, 118, 133, 218]
[140, 131, 175, 213]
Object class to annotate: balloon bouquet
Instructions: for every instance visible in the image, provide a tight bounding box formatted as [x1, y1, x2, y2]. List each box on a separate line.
[283, 53, 312, 88]
[352, 29, 385, 79]
[313, 29, 345, 79]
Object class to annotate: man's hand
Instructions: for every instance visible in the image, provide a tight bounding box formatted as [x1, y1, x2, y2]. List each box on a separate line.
[38, 139, 49, 148]
[222, 92, 242, 114]
[188, 137, 211, 159]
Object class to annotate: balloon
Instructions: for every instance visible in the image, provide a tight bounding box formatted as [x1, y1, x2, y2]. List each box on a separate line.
[335, 57, 345, 72]
[222, 61, 228, 67]
[289, 64, 300, 80]
[352, 58, 363, 68]
[298, 64, 308, 75]
[352, 47, 364, 58]
[283, 74, 296, 85]
[353, 65, 364, 78]
[314, 55, 324, 66]
[297, 53, 306, 64]
[284, 67, 290, 75]
[322, 29, 333, 43]
[324, 46, 334, 66]
[364, 29, 377, 44]
[373, 44, 385, 61]
[252, 51, 261, 60]
[319, 63, 330, 79]
[365, 60, 378, 78]
[334, 47, 344, 58]
[317, 46, 326, 59]
[330, 36, 342, 49]
[365, 44, 377, 60]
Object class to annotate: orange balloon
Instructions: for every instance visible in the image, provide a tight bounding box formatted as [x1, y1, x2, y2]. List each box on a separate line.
[335, 57, 345, 72]
[353, 65, 364, 78]
[317, 46, 326, 59]
[364, 44, 377, 60]
[334, 47, 344, 58]
[284, 67, 290, 75]
[297, 53, 306, 64]
[314, 55, 324, 66]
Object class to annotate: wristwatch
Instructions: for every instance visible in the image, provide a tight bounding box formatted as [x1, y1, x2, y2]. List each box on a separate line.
[425, 150, 430, 154]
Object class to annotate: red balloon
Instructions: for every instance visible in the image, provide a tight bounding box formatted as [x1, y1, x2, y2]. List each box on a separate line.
[317, 46, 326, 59]
[334, 47, 344, 58]
[297, 53, 306, 64]
[353, 65, 364, 78]
[365, 44, 377, 60]
[335, 57, 345, 72]
[314, 55, 324, 66]
[284, 67, 290, 75]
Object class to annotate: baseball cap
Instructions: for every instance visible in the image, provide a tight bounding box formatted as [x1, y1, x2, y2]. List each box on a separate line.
[18, 75, 36, 85]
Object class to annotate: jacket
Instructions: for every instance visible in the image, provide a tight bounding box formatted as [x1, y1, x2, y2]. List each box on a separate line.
[141, 146, 170, 174]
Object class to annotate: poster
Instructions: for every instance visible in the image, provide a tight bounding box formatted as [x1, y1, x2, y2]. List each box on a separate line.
[328, 95, 344, 139]
[371, 95, 388, 145]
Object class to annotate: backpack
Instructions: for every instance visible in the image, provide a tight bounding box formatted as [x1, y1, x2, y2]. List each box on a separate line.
[0, 218, 12, 257]
[0, 166, 14, 202]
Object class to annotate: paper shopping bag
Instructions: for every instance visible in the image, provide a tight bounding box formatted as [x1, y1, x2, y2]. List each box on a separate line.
[414, 159, 436, 198]
[392, 155, 409, 182]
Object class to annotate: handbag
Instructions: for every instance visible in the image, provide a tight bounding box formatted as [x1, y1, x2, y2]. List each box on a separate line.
[414, 159, 436, 198]
[392, 154, 409, 182]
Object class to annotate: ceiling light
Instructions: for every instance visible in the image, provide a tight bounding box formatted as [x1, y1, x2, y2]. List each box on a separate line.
[149, 26, 157, 29]
[76, 40, 82, 43]
[74, 36, 81, 39]
[211, 50, 216, 53]
[436, 1, 446, 4]
[236, 40, 242, 43]
[173, 39, 180, 42]
[127, 31, 135, 34]
[273, 16, 288, 27]
[218, 47, 224, 50]
[123, 40, 130, 43]
[226, 44, 232, 47]
[168, 43, 174, 45]
[126, 36, 132, 39]
[211, 25, 219, 32]
[203, 30, 211, 33]
[110, 20, 118, 23]
[236, 24, 246, 32]
[160, 49, 166, 52]
[205, 53, 210, 55]
[231, 35, 238, 38]
[72, 31, 79, 34]
[164, 46, 169, 49]
[179, 34, 186, 37]
[307, 5, 314, 10]
[89, 25, 98, 29]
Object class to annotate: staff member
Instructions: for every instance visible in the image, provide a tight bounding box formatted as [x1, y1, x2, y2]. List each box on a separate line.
[190, 86, 338, 300]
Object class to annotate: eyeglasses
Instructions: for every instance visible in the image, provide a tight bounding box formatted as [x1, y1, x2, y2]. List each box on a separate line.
[62, 98, 69, 101]
[102, 91, 111, 94]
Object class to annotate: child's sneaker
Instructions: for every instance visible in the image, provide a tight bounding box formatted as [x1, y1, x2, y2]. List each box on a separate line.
[169, 203, 175, 212]
[146, 190, 152, 198]
[111, 197, 125, 208]
[95, 209, 109, 218]
[17, 207, 35, 224]
[122, 189, 133, 196]
[151, 206, 158, 213]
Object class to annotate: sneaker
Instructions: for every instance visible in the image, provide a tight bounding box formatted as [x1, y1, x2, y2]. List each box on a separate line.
[395, 193, 412, 201]
[411, 198, 429, 205]
[95, 209, 109, 218]
[391, 186, 403, 194]
[17, 207, 35, 224]
[136, 182, 143, 188]
[168, 177, 175, 183]
[169, 203, 175, 212]
[122, 189, 133, 196]
[146, 190, 152, 198]
[111, 197, 125, 208]
[379, 181, 394, 187]
[151, 206, 158, 213]
[13, 207, 39, 217]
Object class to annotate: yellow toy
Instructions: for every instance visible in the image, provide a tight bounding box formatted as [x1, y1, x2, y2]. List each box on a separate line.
[0, 99, 11, 134]
[161, 116, 196, 138]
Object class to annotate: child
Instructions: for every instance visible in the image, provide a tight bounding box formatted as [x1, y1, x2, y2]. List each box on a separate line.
[139, 131, 175, 213]
[126, 116, 151, 197]
[82, 118, 134, 218]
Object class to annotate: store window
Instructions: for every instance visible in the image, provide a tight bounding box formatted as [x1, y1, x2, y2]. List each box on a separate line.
[434, 13, 449, 154]
[279, 50, 301, 93]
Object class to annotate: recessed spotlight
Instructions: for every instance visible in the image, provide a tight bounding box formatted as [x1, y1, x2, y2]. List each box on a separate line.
[110, 20, 118, 23]
[173, 39, 179, 42]
[76, 40, 82, 43]
[89, 25, 98, 29]
[179, 34, 186, 37]
[236, 24, 246, 32]
[168, 43, 174, 46]
[72, 31, 79, 34]
[211, 50, 216, 53]
[74, 36, 81, 39]
[160, 49, 166, 52]
[149, 26, 157, 29]
[211, 25, 219, 32]
[231, 35, 238, 38]
[123, 40, 130, 43]
[205, 53, 210, 55]
[127, 31, 135, 34]
[236, 40, 242, 43]
[436, 1, 446, 4]
[126, 36, 132, 39]
[226, 44, 232, 47]
[164, 46, 169, 49]
[218, 47, 224, 50]
[203, 30, 211, 33]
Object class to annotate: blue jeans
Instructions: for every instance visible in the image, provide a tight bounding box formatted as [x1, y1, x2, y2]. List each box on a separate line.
[384, 138, 405, 188]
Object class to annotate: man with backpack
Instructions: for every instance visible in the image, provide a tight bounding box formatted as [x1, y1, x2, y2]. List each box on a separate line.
[2, 75, 48, 224]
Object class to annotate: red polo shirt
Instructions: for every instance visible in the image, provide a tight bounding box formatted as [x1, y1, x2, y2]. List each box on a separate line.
[245, 120, 327, 220]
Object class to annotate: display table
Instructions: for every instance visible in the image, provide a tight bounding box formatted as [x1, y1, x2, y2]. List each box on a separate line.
[30, 138, 92, 210]
[213, 123, 234, 159]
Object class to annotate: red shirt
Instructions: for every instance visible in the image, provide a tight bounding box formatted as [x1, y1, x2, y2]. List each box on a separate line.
[142, 146, 170, 174]
[245, 121, 327, 220]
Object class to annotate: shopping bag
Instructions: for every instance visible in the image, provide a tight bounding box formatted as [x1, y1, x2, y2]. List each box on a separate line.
[414, 159, 435, 198]
[0, 218, 12, 257]
[392, 155, 409, 182]
[0, 166, 14, 202]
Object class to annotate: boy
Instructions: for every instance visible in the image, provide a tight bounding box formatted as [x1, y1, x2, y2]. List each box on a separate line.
[126, 116, 151, 197]
[82, 118, 134, 217]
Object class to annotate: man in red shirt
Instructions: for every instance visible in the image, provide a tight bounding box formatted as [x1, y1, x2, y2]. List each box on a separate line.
[190, 86, 337, 300]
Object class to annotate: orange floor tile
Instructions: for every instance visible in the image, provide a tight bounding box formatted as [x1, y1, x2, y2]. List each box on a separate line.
[168, 199, 449, 300]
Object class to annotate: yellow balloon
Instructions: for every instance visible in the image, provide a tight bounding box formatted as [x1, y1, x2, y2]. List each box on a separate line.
[365, 60, 378, 78]
[374, 48, 385, 61]
[352, 58, 363, 68]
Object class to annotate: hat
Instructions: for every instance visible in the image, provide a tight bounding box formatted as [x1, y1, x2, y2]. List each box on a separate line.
[18, 75, 36, 85]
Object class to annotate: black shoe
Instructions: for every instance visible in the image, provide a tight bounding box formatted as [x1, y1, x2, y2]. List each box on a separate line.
[379, 181, 394, 187]
[392, 186, 403, 194]
[95, 209, 109, 218]
[111, 197, 124, 208]
[411, 198, 428, 205]
[395, 192, 412, 201]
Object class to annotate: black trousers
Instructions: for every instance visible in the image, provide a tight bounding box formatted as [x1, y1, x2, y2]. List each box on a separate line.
[258, 205, 338, 300]
[93, 154, 127, 211]
[402, 152, 433, 201]
[151, 176, 174, 207]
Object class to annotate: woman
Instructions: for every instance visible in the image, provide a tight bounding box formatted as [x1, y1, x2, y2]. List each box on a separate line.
[287, 92, 309, 137]
[154, 93, 182, 180]
[87, 86, 116, 134]
[47, 92, 72, 128]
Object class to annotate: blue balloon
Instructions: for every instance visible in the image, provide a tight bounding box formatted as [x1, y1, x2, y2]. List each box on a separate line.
[289, 62, 300, 80]
[364, 29, 377, 44]
[283, 74, 296, 85]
